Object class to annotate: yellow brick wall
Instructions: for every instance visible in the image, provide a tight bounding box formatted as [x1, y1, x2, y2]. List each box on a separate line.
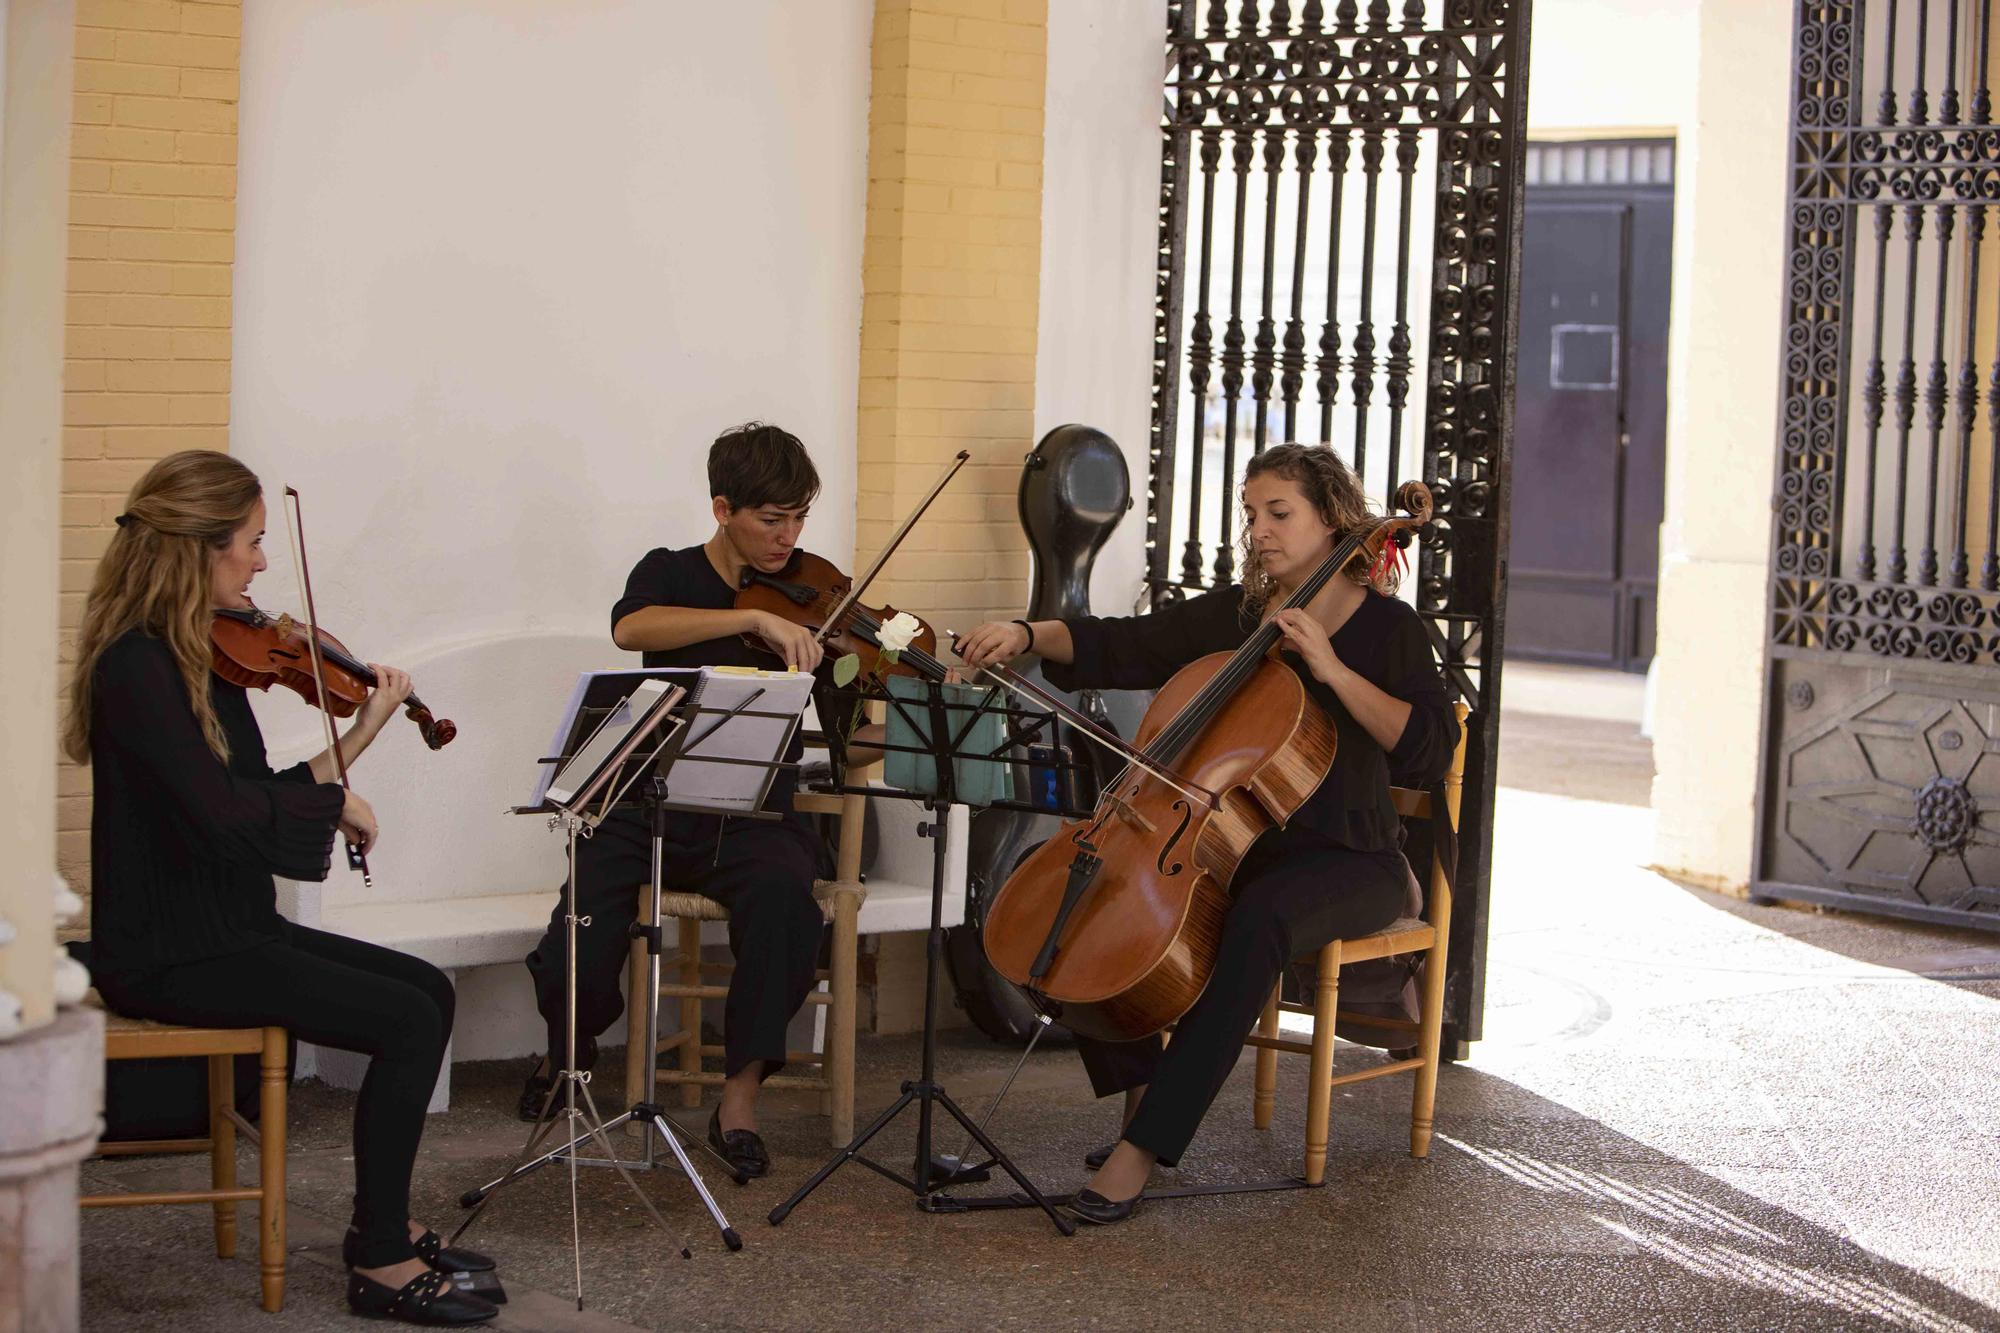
[857, 0, 1046, 640]
[58, 0, 240, 892]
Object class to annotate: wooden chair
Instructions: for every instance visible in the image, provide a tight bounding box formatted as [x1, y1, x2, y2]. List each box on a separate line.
[1245, 702, 1470, 1184]
[625, 782, 867, 1145]
[79, 1010, 289, 1313]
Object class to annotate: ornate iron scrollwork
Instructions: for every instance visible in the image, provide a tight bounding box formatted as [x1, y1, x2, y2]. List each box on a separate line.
[1145, 0, 1531, 1027]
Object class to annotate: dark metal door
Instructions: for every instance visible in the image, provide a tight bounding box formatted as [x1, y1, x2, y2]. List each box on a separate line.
[1511, 142, 1675, 671]
[1513, 203, 1630, 663]
[1143, 0, 1534, 1050]
[1757, 2, 2000, 929]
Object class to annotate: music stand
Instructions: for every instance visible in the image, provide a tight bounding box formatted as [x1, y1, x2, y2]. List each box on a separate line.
[451, 670, 809, 1307]
[768, 679, 1082, 1237]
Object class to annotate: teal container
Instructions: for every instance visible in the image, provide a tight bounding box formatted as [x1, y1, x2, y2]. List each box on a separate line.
[881, 676, 1015, 806]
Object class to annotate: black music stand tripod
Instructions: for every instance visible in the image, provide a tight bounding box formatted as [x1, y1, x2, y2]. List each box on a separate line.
[453, 683, 804, 1304]
[768, 682, 1075, 1236]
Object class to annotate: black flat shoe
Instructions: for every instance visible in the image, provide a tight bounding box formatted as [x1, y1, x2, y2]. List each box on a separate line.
[344, 1229, 496, 1277]
[708, 1108, 770, 1179]
[412, 1229, 495, 1275]
[515, 1037, 597, 1122]
[1083, 1141, 1117, 1170]
[346, 1268, 497, 1326]
[1066, 1187, 1142, 1226]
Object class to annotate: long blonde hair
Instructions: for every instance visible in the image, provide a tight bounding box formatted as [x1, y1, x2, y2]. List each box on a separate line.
[64, 450, 262, 764]
[1238, 443, 1388, 613]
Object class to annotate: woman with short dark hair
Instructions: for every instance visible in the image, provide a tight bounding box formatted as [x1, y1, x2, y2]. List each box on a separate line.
[521, 421, 834, 1178]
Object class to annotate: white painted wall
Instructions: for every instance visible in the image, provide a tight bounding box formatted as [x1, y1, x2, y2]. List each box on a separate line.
[231, 1, 873, 906]
[1033, 0, 1165, 618]
[1526, 0, 1698, 136]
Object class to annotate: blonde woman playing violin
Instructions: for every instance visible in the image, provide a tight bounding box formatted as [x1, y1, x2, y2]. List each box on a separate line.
[66, 451, 497, 1325]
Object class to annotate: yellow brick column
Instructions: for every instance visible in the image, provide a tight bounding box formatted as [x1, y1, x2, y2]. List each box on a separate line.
[856, 0, 1046, 1035]
[59, 0, 240, 894]
[857, 0, 1046, 641]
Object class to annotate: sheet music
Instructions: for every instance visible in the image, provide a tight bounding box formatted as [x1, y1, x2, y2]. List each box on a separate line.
[545, 678, 682, 809]
[530, 669, 697, 808]
[665, 666, 815, 813]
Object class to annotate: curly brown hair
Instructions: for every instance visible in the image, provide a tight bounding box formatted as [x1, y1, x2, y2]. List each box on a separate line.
[1237, 443, 1388, 611]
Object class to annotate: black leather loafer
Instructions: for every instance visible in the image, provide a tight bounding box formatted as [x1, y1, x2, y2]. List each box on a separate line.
[346, 1268, 497, 1326]
[1082, 1141, 1117, 1170]
[708, 1108, 770, 1179]
[515, 1037, 597, 1122]
[1066, 1187, 1142, 1225]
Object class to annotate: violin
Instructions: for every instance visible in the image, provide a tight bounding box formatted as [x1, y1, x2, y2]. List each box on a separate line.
[734, 550, 949, 687]
[211, 606, 457, 751]
[732, 449, 972, 687]
[975, 481, 1434, 1043]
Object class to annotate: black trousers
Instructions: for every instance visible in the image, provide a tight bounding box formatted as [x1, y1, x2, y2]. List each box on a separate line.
[94, 922, 454, 1269]
[1073, 830, 1407, 1167]
[524, 808, 824, 1081]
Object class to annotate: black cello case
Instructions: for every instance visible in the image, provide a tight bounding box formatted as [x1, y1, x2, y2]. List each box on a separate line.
[945, 425, 1131, 1044]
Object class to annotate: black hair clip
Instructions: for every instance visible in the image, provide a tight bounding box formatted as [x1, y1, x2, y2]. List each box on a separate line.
[114, 513, 133, 528]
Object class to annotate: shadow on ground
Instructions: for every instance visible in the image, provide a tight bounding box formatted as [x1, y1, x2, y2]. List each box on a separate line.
[80, 1025, 2000, 1332]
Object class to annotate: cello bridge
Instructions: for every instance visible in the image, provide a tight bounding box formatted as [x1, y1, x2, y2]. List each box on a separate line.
[1106, 791, 1155, 834]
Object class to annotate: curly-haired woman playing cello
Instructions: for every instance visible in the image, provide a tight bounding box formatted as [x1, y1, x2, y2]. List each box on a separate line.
[957, 443, 1459, 1225]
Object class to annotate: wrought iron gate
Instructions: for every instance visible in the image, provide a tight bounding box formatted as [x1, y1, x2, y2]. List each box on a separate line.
[1144, 0, 1532, 1048]
[1757, 1, 2000, 929]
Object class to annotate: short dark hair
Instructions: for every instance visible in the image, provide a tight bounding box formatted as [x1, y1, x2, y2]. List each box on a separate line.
[707, 422, 820, 511]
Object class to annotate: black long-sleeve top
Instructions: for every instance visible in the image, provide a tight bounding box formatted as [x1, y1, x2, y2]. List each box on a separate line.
[1042, 586, 1458, 854]
[87, 630, 346, 982]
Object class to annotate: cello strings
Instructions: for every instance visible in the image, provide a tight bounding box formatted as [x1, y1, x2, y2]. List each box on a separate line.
[1141, 525, 1370, 769]
[805, 516, 1374, 800]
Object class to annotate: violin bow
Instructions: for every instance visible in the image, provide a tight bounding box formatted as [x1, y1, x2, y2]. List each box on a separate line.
[814, 449, 971, 647]
[282, 485, 371, 887]
[948, 641, 1217, 810]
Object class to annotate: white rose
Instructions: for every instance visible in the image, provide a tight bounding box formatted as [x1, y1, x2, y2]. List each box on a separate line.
[875, 611, 922, 655]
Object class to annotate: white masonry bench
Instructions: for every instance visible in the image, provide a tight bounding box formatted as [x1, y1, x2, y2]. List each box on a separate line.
[261, 632, 969, 1111]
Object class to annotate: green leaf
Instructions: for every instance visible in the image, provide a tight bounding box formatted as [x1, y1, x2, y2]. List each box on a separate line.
[832, 653, 861, 687]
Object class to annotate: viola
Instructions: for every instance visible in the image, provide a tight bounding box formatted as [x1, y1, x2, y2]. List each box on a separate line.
[210, 606, 457, 751]
[732, 448, 971, 687]
[975, 481, 1434, 1043]
[734, 550, 950, 687]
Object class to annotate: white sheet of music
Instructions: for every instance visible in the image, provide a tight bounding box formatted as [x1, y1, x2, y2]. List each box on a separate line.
[664, 666, 815, 813]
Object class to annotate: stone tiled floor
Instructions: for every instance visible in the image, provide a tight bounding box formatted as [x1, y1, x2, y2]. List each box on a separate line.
[79, 693, 2000, 1331]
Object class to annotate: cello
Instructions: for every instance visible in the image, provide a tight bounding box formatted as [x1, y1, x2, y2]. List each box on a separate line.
[976, 481, 1434, 1042]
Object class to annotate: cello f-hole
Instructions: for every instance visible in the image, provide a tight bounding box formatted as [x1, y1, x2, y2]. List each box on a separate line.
[1156, 799, 1193, 876]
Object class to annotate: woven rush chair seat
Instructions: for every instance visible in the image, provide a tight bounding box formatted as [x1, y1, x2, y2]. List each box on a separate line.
[655, 876, 864, 924]
[1332, 915, 1433, 964]
[82, 998, 289, 1313]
